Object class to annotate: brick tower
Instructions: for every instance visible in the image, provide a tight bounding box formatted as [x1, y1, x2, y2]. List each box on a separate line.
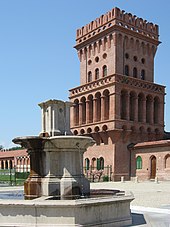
[69, 7, 165, 180]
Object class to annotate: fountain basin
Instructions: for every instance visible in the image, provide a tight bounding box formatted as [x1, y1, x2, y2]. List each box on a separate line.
[0, 191, 133, 226]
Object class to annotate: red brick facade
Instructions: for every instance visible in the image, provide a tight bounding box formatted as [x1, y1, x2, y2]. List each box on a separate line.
[131, 140, 170, 181]
[0, 149, 30, 172]
[69, 7, 167, 181]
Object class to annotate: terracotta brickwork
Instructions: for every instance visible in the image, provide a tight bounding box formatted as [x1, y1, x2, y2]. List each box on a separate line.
[70, 7, 166, 181]
[0, 149, 30, 172]
[131, 140, 170, 181]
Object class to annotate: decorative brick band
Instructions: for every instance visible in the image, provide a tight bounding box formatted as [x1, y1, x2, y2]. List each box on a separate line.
[69, 74, 165, 97]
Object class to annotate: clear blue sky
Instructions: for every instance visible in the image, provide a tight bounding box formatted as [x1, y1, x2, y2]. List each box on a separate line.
[0, 0, 170, 148]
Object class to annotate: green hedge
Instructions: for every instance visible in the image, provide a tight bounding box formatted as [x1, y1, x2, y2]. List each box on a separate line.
[0, 170, 30, 185]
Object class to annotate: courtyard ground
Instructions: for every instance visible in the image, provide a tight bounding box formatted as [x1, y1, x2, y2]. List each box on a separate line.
[91, 180, 170, 226]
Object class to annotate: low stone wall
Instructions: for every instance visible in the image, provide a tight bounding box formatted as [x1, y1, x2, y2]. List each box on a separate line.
[0, 192, 134, 227]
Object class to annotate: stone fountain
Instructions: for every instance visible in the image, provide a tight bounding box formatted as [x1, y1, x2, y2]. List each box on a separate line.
[0, 100, 134, 226]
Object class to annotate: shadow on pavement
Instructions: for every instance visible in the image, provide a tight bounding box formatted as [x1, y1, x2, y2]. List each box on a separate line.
[127, 213, 146, 226]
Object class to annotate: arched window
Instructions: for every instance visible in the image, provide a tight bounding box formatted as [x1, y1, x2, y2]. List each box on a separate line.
[133, 67, 137, 78]
[97, 157, 104, 170]
[165, 155, 170, 169]
[1, 160, 4, 169]
[120, 90, 128, 120]
[85, 158, 90, 170]
[103, 90, 110, 120]
[136, 156, 142, 169]
[95, 68, 99, 80]
[103, 65, 107, 77]
[88, 71, 92, 82]
[9, 160, 13, 169]
[141, 69, 145, 80]
[125, 65, 129, 76]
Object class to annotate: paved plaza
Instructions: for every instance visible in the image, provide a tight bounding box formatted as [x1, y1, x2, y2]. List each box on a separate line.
[91, 181, 170, 226]
[0, 181, 170, 226]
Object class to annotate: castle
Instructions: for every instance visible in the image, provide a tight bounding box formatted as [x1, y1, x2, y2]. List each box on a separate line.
[0, 7, 170, 181]
[69, 7, 170, 181]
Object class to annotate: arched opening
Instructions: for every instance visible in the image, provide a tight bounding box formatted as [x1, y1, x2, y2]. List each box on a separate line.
[165, 154, 170, 169]
[103, 89, 110, 120]
[125, 65, 129, 76]
[129, 91, 136, 121]
[136, 156, 142, 169]
[95, 92, 101, 122]
[146, 95, 152, 123]
[97, 157, 104, 170]
[9, 160, 13, 169]
[133, 67, 137, 78]
[150, 156, 156, 179]
[85, 158, 90, 171]
[81, 97, 86, 124]
[103, 65, 107, 77]
[87, 95, 93, 123]
[154, 97, 159, 124]
[95, 68, 99, 80]
[74, 99, 79, 126]
[88, 71, 92, 82]
[141, 69, 145, 80]
[138, 93, 144, 122]
[1, 160, 4, 169]
[120, 90, 128, 120]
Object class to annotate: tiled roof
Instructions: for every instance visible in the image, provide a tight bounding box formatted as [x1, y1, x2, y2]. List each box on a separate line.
[0, 149, 28, 158]
[133, 140, 170, 149]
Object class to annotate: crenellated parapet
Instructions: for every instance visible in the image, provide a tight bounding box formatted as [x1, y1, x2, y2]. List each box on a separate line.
[76, 7, 159, 46]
